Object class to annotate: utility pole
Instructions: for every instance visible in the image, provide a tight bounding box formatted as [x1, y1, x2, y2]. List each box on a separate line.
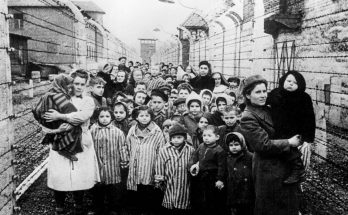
[0, 0, 16, 214]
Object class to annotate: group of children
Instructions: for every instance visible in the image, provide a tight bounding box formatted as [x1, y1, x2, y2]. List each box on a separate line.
[35, 59, 315, 215]
[85, 66, 252, 215]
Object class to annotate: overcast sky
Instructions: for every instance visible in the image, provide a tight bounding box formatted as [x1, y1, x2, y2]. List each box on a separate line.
[82, 0, 223, 53]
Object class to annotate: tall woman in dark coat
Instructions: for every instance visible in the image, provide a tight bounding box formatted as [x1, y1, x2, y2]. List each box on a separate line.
[240, 75, 302, 215]
[190, 61, 215, 93]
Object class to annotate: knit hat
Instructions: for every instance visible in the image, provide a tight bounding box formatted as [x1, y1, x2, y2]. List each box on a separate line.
[173, 98, 186, 106]
[169, 123, 187, 138]
[159, 84, 172, 92]
[225, 132, 247, 151]
[185, 92, 202, 108]
[151, 88, 169, 102]
[241, 75, 268, 96]
[199, 61, 211, 70]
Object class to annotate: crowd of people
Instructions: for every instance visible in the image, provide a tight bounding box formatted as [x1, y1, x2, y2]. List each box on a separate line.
[33, 56, 315, 215]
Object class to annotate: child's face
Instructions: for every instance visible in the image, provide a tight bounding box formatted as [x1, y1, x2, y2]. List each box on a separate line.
[169, 93, 178, 103]
[231, 96, 236, 105]
[151, 96, 165, 113]
[135, 84, 146, 93]
[189, 102, 201, 116]
[229, 141, 242, 154]
[217, 101, 227, 112]
[114, 105, 127, 122]
[166, 77, 173, 83]
[202, 94, 211, 105]
[135, 92, 147, 105]
[133, 70, 143, 83]
[283, 74, 298, 92]
[171, 135, 185, 147]
[202, 129, 219, 145]
[198, 117, 209, 129]
[98, 111, 112, 126]
[199, 65, 209, 76]
[126, 103, 134, 116]
[91, 84, 104, 96]
[116, 71, 126, 83]
[229, 81, 239, 89]
[170, 69, 177, 77]
[151, 67, 160, 77]
[136, 110, 151, 125]
[223, 111, 238, 127]
[144, 74, 151, 80]
[179, 89, 189, 99]
[177, 103, 186, 114]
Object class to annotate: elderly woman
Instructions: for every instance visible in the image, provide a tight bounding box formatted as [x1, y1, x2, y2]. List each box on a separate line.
[43, 70, 99, 215]
[240, 75, 302, 215]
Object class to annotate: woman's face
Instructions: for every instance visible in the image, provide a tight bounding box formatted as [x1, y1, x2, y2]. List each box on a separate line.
[72, 76, 87, 97]
[199, 65, 209, 76]
[186, 66, 192, 73]
[117, 71, 126, 83]
[246, 83, 267, 106]
[213, 73, 221, 86]
[133, 70, 143, 83]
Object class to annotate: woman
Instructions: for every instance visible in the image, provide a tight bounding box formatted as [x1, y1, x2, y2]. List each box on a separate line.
[125, 69, 143, 96]
[240, 75, 302, 215]
[114, 69, 128, 93]
[212, 72, 229, 95]
[190, 61, 215, 93]
[43, 70, 100, 215]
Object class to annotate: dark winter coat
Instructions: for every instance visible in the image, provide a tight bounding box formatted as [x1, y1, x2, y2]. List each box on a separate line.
[180, 112, 203, 138]
[267, 71, 315, 142]
[240, 104, 300, 215]
[225, 132, 254, 207]
[190, 75, 215, 93]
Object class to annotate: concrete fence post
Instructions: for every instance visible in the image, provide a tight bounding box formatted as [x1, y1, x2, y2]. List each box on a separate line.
[0, 0, 16, 214]
[28, 79, 33, 98]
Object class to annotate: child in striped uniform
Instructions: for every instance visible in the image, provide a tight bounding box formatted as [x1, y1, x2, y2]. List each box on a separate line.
[89, 107, 128, 215]
[155, 123, 194, 215]
[126, 105, 166, 214]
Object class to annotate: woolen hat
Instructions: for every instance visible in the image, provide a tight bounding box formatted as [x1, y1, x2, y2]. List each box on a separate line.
[242, 75, 268, 96]
[151, 88, 169, 102]
[169, 123, 187, 138]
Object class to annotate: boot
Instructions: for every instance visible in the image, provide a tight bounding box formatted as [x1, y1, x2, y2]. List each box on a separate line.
[283, 168, 305, 184]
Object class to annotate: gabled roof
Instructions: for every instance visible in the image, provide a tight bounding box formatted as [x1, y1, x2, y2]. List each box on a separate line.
[8, 0, 59, 7]
[72, 1, 105, 14]
[181, 12, 209, 30]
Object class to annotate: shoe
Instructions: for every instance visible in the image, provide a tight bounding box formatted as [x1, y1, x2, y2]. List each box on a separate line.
[283, 170, 305, 184]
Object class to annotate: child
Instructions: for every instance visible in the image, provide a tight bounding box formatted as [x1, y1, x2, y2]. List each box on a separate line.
[126, 105, 166, 214]
[155, 123, 195, 214]
[88, 77, 107, 126]
[267, 71, 315, 184]
[227, 77, 240, 94]
[178, 85, 192, 99]
[180, 93, 203, 137]
[90, 107, 128, 215]
[218, 105, 242, 150]
[200, 89, 213, 112]
[173, 98, 186, 116]
[134, 81, 147, 93]
[147, 66, 166, 94]
[32, 74, 82, 161]
[225, 132, 254, 215]
[169, 89, 178, 103]
[122, 98, 135, 117]
[112, 92, 127, 106]
[162, 119, 174, 143]
[134, 90, 147, 107]
[164, 75, 173, 84]
[189, 125, 226, 215]
[150, 89, 169, 128]
[113, 102, 131, 136]
[191, 112, 214, 149]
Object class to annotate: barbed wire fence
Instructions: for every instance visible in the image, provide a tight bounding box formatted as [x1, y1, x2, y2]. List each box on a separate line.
[0, 0, 140, 214]
[162, 2, 348, 215]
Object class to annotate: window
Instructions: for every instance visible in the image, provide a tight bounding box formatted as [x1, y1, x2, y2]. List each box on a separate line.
[13, 13, 24, 29]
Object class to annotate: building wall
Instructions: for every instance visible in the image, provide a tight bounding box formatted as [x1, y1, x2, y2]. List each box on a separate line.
[8, 6, 76, 65]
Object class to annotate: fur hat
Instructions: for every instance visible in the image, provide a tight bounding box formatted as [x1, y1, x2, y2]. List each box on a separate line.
[169, 123, 187, 138]
[151, 88, 168, 102]
[242, 75, 267, 96]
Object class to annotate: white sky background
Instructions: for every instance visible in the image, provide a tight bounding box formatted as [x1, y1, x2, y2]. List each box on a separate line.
[82, 0, 223, 54]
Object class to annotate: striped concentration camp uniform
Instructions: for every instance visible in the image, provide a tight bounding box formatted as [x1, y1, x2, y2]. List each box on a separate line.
[155, 143, 195, 209]
[90, 123, 128, 184]
[126, 122, 166, 191]
[147, 76, 166, 93]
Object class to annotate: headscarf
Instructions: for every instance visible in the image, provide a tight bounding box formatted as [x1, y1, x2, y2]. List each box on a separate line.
[278, 70, 306, 92]
[50, 74, 73, 97]
[212, 72, 229, 87]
